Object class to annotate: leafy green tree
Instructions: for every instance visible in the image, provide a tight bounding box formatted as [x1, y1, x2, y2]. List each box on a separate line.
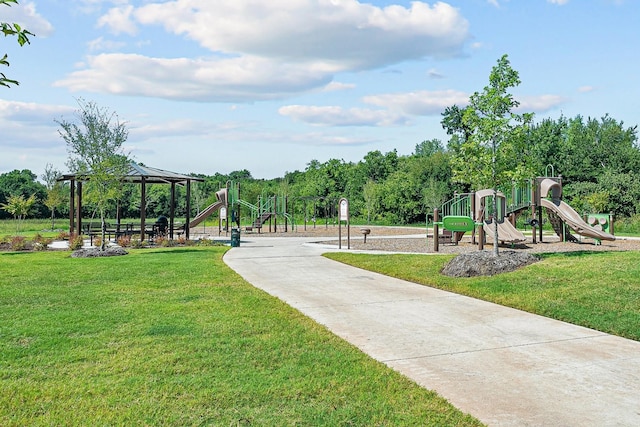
[1, 0, 34, 87]
[41, 163, 66, 230]
[414, 139, 444, 157]
[0, 169, 46, 218]
[57, 99, 130, 250]
[0, 193, 35, 233]
[449, 54, 534, 255]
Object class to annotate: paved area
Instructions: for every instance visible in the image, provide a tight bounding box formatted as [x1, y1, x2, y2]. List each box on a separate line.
[223, 235, 640, 426]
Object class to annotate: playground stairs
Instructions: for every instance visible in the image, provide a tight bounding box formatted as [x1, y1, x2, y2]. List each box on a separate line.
[545, 206, 579, 243]
[252, 212, 273, 229]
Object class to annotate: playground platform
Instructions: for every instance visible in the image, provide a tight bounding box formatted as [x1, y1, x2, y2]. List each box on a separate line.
[223, 235, 640, 426]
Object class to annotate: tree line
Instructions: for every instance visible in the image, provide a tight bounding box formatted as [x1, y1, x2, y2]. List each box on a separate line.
[1, 111, 638, 226]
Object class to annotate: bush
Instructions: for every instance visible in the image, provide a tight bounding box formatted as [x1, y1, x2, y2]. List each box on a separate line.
[614, 214, 640, 234]
[117, 235, 131, 247]
[32, 234, 52, 251]
[10, 236, 26, 251]
[130, 238, 146, 249]
[69, 234, 84, 250]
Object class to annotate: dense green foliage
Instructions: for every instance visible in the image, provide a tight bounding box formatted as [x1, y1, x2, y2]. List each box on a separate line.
[0, 248, 481, 426]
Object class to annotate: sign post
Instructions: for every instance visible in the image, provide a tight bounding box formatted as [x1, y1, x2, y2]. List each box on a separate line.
[338, 198, 350, 249]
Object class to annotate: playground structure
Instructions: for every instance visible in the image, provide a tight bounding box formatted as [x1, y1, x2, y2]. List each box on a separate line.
[238, 191, 292, 233]
[433, 172, 615, 252]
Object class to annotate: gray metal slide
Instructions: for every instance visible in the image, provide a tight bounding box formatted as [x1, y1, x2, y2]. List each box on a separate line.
[482, 218, 526, 244]
[540, 198, 615, 241]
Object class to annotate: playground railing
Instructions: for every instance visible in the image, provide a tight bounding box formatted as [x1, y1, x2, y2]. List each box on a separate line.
[440, 194, 472, 218]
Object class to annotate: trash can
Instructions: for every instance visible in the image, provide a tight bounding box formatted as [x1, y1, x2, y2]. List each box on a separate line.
[231, 228, 240, 247]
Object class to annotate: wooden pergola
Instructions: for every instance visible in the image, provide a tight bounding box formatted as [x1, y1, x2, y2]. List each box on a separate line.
[59, 161, 204, 240]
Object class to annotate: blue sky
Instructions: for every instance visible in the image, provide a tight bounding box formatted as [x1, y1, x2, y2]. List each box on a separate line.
[1, 0, 638, 180]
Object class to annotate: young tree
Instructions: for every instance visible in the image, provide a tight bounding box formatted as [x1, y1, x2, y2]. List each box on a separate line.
[0, 193, 35, 233]
[449, 54, 534, 255]
[41, 163, 66, 230]
[57, 99, 130, 251]
[1, 0, 34, 87]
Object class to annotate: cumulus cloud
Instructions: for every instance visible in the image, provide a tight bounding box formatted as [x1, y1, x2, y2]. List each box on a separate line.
[515, 94, 567, 113]
[57, 0, 471, 102]
[364, 89, 469, 115]
[0, 99, 74, 122]
[3, 1, 54, 37]
[97, 5, 138, 35]
[133, 0, 469, 68]
[547, 0, 570, 5]
[54, 53, 335, 102]
[279, 105, 409, 127]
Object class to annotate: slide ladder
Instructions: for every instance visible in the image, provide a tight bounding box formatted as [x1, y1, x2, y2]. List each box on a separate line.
[544, 206, 579, 243]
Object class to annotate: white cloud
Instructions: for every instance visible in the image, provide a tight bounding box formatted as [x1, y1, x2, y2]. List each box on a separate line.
[87, 36, 126, 52]
[279, 105, 408, 127]
[59, 1, 471, 102]
[133, 0, 469, 69]
[547, 0, 570, 5]
[97, 5, 138, 35]
[323, 82, 356, 92]
[515, 94, 567, 113]
[3, 1, 54, 37]
[54, 53, 335, 101]
[364, 90, 469, 115]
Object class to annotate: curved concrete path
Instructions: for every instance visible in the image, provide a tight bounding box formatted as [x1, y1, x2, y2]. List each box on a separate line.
[223, 236, 640, 426]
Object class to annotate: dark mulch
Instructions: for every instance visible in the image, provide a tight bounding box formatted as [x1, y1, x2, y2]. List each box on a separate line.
[441, 250, 540, 277]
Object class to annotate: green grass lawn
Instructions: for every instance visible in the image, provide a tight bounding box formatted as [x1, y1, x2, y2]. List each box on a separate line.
[0, 247, 481, 426]
[324, 251, 640, 342]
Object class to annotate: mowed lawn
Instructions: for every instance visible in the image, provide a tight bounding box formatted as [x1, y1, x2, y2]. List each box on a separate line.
[0, 247, 482, 426]
[325, 250, 640, 342]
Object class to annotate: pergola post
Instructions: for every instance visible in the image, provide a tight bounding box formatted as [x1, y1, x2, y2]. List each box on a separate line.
[169, 182, 176, 239]
[185, 180, 192, 240]
[140, 177, 146, 241]
[69, 178, 75, 235]
[76, 181, 82, 236]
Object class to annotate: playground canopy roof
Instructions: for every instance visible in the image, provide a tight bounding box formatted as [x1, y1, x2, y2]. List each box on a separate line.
[59, 161, 204, 185]
[59, 161, 204, 240]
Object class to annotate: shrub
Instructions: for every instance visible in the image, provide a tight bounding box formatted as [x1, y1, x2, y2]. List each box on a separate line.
[57, 231, 70, 241]
[32, 235, 52, 251]
[69, 234, 84, 251]
[130, 238, 146, 249]
[117, 235, 131, 247]
[10, 235, 26, 251]
[93, 236, 102, 248]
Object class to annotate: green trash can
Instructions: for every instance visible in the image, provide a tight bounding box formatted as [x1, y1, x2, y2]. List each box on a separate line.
[231, 228, 240, 247]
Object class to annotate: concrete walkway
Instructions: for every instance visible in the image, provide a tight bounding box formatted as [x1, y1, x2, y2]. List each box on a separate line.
[223, 236, 640, 426]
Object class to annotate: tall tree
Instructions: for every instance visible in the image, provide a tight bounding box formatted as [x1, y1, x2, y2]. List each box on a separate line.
[1, 0, 34, 87]
[450, 54, 533, 255]
[57, 99, 130, 250]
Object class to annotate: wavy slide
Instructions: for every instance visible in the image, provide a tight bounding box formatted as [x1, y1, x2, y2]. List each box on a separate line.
[482, 218, 526, 244]
[540, 198, 615, 241]
[172, 188, 226, 231]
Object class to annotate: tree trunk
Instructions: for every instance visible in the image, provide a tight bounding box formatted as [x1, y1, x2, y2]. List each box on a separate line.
[493, 189, 499, 257]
